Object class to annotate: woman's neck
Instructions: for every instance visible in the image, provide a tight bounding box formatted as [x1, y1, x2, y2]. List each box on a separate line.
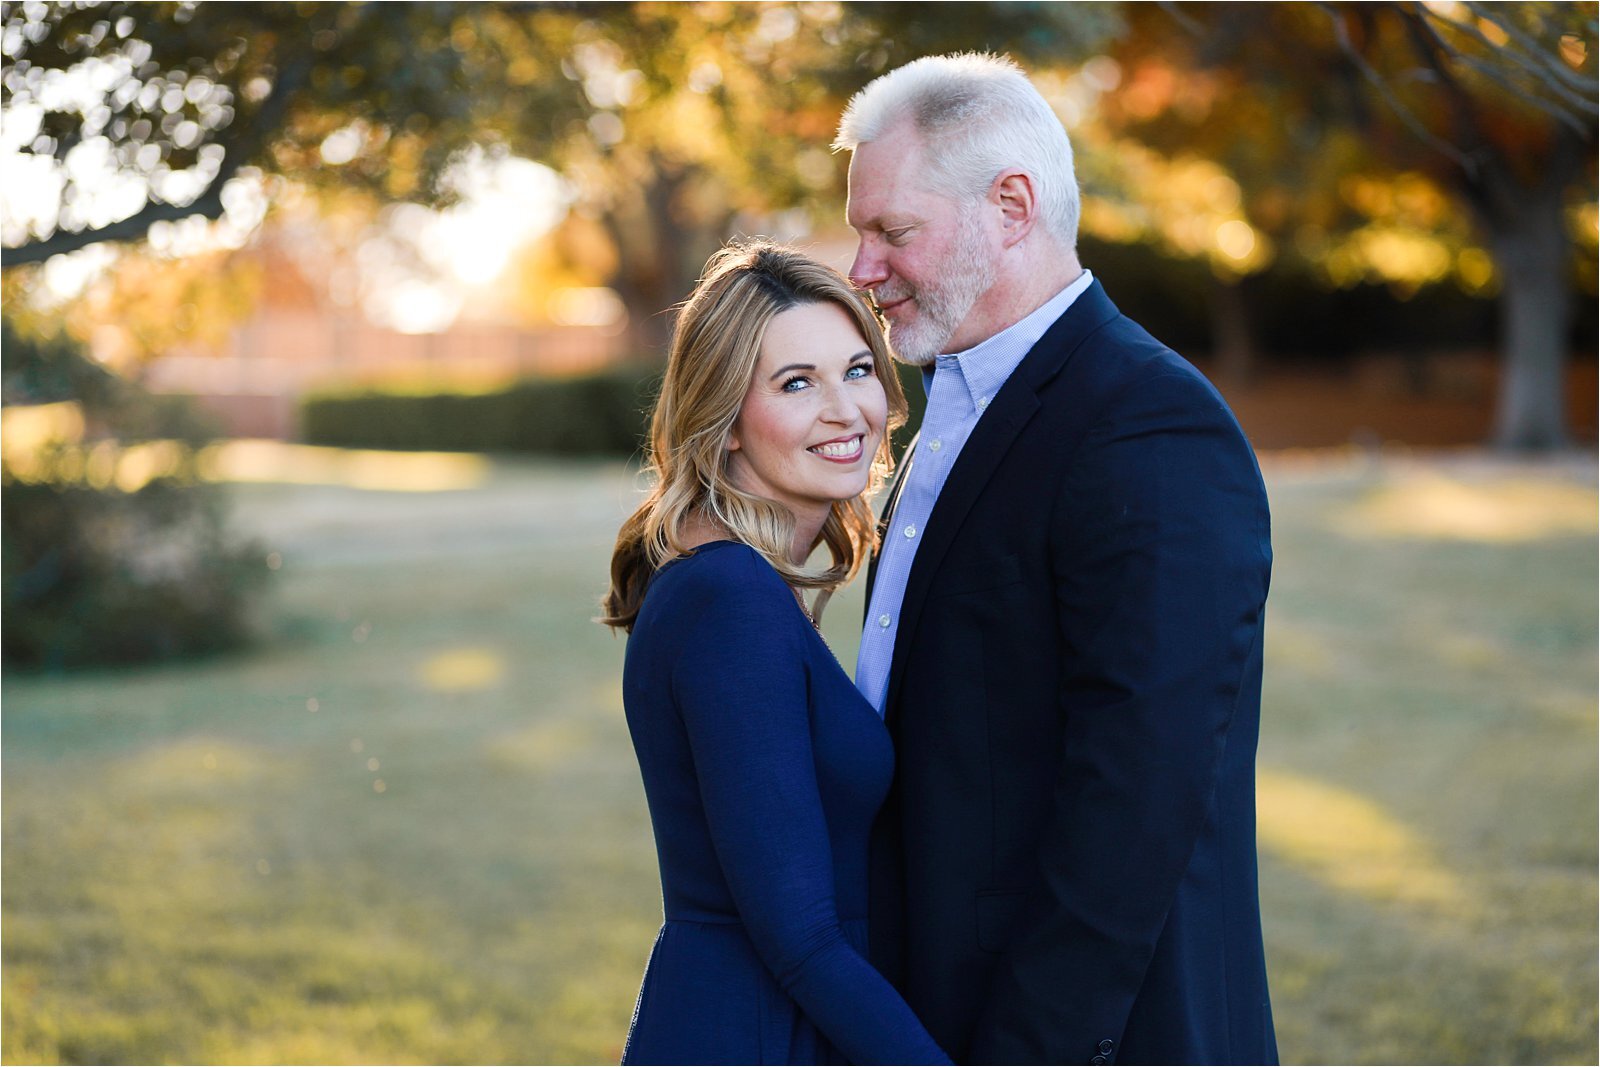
[789, 509, 827, 566]
[678, 514, 731, 551]
[681, 509, 826, 567]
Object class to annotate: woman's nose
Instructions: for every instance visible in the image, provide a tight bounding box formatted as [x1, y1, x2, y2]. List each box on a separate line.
[817, 382, 857, 425]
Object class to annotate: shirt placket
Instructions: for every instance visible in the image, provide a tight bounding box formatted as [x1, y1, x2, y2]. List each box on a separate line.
[855, 361, 970, 712]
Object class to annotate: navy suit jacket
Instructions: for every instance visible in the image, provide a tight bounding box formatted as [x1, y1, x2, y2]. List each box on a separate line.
[866, 280, 1278, 1065]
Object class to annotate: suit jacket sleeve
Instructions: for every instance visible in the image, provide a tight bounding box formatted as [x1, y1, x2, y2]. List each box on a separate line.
[673, 551, 952, 1066]
[968, 369, 1272, 1063]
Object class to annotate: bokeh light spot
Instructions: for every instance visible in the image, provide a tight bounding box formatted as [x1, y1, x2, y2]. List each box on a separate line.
[199, 440, 489, 492]
[419, 648, 506, 693]
[1334, 472, 1597, 543]
[1258, 768, 1468, 911]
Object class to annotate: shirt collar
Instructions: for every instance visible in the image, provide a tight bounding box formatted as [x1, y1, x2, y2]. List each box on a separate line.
[922, 269, 1095, 405]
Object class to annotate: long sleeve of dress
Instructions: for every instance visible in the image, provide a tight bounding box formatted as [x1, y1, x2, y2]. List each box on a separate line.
[670, 551, 951, 1066]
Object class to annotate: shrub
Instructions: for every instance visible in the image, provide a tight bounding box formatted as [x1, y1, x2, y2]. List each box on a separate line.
[2, 322, 270, 671]
[299, 370, 661, 456]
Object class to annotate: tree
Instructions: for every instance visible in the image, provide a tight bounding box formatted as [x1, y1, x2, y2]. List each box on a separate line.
[1091, 2, 1597, 450]
[1, 1, 487, 262]
[463, 3, 1121, 353]
[464, 3, 878, 354]
[3, 2, 1122, 358]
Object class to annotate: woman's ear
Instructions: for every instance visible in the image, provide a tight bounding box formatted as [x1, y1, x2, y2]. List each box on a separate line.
[725, 429, 742, 452]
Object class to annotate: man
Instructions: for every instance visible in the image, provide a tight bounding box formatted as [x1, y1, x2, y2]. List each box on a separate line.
[837, 53, 1277, 1065]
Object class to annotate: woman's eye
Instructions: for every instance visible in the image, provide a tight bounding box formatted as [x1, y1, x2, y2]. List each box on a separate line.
[845, 363, 873, 380]
[781, 376, 811, 393]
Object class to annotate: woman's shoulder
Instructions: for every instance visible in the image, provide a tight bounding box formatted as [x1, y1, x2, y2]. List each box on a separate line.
[643, 540, 793, 621]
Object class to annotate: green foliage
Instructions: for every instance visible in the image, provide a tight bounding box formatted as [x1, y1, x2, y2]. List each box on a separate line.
[298, 371, 660, 457]
[1, 322, 269, 670]
[3, 479, 267, 669]
[3, 1, 479, 263]
[3, 3, 1124, 350]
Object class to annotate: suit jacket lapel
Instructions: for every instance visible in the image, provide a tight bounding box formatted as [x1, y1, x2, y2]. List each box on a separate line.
[865, 430, 918, 603]
[880, 280, 1122, 720]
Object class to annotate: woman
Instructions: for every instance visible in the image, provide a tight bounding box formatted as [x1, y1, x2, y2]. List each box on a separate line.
[601, 242, 950, 1065]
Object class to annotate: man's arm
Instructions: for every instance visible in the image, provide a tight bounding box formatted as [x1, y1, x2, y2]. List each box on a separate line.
[968, 369, 1272, 1064]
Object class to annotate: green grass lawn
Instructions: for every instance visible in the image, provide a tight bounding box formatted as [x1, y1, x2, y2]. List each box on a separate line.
[3, 451, 1595, 1065]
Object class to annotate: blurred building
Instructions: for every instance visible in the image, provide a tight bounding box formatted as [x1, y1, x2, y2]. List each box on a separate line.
[133, 231, 629, 440]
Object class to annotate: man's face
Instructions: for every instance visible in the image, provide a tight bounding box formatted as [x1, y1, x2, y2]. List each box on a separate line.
[846, 123, 999, 365]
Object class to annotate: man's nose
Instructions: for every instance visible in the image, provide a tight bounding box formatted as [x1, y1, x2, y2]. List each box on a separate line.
[849, 243, 887, 290]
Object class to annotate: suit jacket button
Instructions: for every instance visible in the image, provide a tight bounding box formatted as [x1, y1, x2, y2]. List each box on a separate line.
[1091, 1057, 1107, 1065]
[1099, 1039, 1114, 1053]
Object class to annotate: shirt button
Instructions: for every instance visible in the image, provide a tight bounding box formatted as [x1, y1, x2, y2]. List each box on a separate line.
[928, 438, 942, 452]
[878, 614, 891, 628]
[976, 396, 990, 411]
[903, 524, 917, 539]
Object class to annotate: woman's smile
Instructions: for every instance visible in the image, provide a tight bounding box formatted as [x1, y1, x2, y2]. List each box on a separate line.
[808, 433, 867, 462]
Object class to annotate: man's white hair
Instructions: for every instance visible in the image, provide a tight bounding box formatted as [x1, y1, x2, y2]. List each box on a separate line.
[833, 52, 1079, 247]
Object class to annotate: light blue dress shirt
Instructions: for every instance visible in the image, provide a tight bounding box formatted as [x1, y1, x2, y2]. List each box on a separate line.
[855, 270, 1095, 714]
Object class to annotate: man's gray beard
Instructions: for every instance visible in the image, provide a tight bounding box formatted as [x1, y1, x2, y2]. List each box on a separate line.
[887, 206, 998, 366]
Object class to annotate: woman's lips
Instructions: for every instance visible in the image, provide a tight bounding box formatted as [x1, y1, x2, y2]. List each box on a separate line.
[807, 434, 866, 462]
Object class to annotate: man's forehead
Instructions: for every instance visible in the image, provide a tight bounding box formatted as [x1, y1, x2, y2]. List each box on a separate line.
[846, 133, 939, 223]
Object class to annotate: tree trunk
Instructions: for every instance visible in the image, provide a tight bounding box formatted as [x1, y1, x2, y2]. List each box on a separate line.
[1487, 196, 1572, 451]
[600, 157, 731, 364]
[1208, 272, 1256, 386]
[1473, 138, 1582, 453]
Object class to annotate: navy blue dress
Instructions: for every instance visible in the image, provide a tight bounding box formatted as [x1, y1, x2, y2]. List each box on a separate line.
[620, 541, 949, 1065]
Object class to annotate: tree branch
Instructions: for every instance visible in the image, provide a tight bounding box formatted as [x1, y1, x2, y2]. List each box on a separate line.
[1318, 2, 1479, 174]
[1, 52, 314, 267]
[3, 181, 227, 266]
[1415, 1, 1598, 125]
[1399, 7, 1516, 169]
[1413, 12, 1597, 132]
[1455, 0, 1599, 95]
[1155, 0, 1206, 38]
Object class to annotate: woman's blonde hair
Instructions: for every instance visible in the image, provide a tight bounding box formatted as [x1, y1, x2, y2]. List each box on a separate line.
[601, 241, 906, 633]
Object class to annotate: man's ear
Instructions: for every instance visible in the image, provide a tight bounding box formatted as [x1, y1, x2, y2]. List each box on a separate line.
[992, 169, 1038, 249]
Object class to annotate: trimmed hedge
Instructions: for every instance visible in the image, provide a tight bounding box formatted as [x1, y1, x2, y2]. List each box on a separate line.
[299, 370, 662, 456]
[299, 364, 937, 460]
[300, 365, 934, 461]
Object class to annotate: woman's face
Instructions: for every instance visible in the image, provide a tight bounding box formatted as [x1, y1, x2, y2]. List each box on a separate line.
[725, 300, 888, 526]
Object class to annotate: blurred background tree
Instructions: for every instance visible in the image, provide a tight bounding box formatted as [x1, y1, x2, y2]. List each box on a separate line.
[407, 1, 1119, 354]
[2, 0, 477, 261]
[3, 1, 1595, 445]
[1077, 1, 1597, 449]
[1, 1, 1118, 354]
